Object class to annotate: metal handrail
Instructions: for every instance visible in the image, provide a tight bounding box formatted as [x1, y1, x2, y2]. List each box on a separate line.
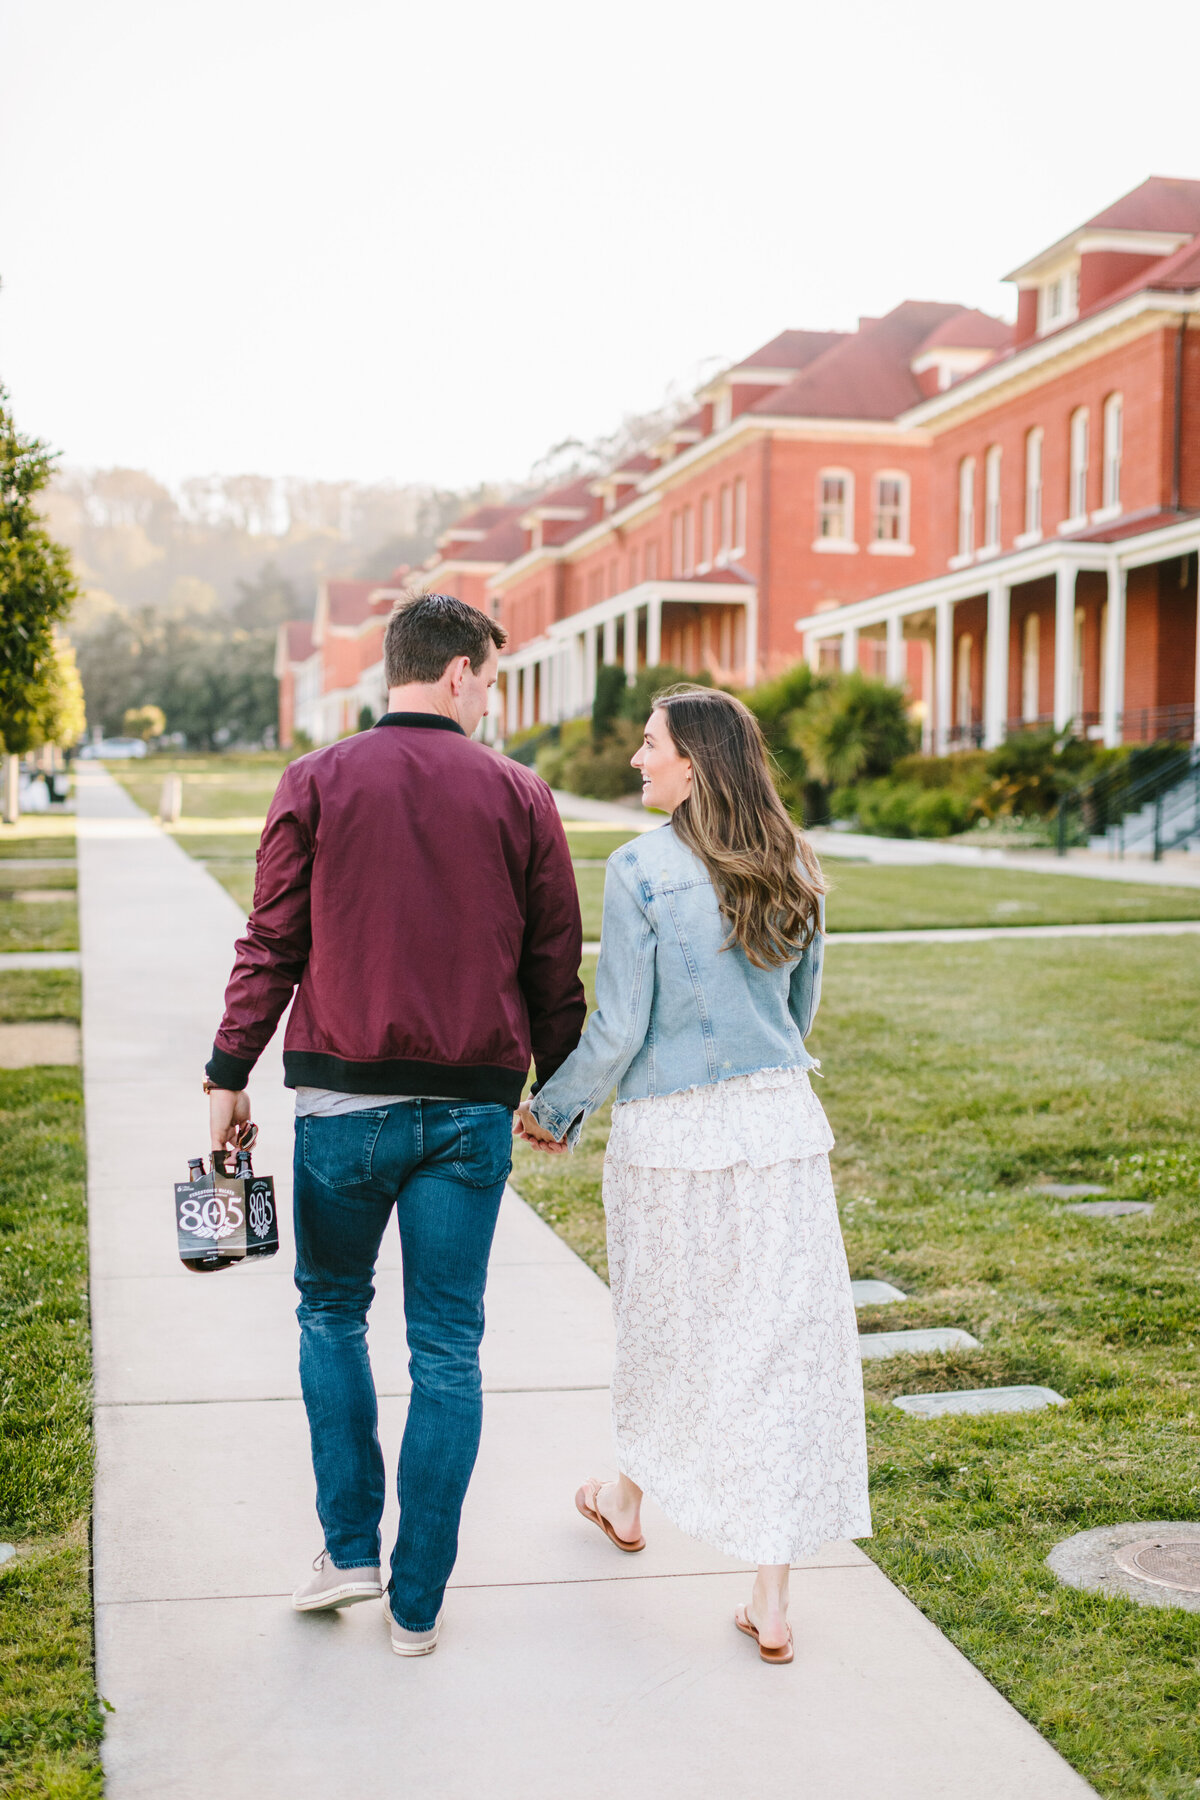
[1054, 742, 1200, 856]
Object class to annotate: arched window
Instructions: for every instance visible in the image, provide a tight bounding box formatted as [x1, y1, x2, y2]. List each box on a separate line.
[872, 471, 909, 543]
[957, 457, 976, 557]
[700, 495, 713, 569]
[1024, 428, 1044, 536]
[1069, 408, 1089, 522]
[956, 633, 974, 728]
[718, 484, 733, 560]
[732, 477, 748, 554]
[1103, 394, 1123, 510]
[984, 445, 1002, 549]
[816, 469, 853, 543]
[1022, 612, 1040, 723]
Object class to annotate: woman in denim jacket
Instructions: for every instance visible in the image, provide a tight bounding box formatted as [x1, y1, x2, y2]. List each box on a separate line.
[520, 688, 870, 1665]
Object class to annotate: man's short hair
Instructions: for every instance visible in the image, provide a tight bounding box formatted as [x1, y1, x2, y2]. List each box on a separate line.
[383, 592, 507, 688]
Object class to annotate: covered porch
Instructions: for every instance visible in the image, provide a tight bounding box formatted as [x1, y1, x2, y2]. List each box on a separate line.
[495, 576, 758, 737]
[800, 514, 1200, 754]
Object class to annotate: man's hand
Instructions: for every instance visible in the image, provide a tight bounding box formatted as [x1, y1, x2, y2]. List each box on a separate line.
[514, 1102, 567, 1154]
[209, 1086, 251, 1155]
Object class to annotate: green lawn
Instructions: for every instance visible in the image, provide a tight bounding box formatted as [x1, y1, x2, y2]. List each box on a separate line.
[0, 869, 76, 894]
[0, 898, 78, 957]
[0, 840, 76, 864]
[114, 751, 290, 822]
[514, 937, 1200, 1800]
[0, 970, 101, 1800]
[822, 858, 1200, 932]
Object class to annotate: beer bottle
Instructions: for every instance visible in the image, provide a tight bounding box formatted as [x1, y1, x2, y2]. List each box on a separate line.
[175, 1152, 240, 1273]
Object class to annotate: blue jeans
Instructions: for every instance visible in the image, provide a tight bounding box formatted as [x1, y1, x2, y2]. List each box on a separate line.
[292, 1099, 512, 1631]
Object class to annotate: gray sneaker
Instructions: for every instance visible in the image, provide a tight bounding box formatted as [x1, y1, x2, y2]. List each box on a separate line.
[384, 1595, 443, 1656]
[292, 1549, 382, 1612]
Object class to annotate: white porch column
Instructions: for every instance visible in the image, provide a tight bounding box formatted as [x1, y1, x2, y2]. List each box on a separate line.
[805, 632, 823, 674]
[602, 616, 617, 665]
[1102, 557, 1126, 747]
[1194, 555, 1200, 744]
[505, 668, 520, 735]
[520, 665, 534, 730]
[934, 598, 953, 754]
[984, 583, 1011, 749]
[584, 625, 598, 708]
[840, 627, 859, 674]
[1054, 562, 1077, 732]
[624, 605, 639, 685]
[646, 595, 662, 668]
[540, 655, 553, 724]
[885, 613, 905, 687]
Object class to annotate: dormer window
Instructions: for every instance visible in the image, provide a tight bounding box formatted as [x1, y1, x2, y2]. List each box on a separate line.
[1037, 266, 1079, 335]
[713, 391, 732, 432]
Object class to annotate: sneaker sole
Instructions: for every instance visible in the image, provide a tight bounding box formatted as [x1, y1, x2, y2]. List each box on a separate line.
[293, 1584, 383, 1612]
[390, 1633, 439, 1657]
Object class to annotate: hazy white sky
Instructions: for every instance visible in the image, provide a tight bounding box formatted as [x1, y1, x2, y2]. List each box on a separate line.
[3, 0, 1200, 491]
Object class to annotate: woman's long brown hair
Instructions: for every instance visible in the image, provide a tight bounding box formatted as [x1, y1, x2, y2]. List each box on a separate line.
[652, 685, 825, 968]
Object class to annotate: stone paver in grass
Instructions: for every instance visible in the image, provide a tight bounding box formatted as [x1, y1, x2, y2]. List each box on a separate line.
[1065, 1200, 1155, 1218]
[851, 1279, 906, 1306]
[1036, 1181, 1107, 1198]
[893, 1386, 1066, 1419]
[0, 1021, 80, 1066]
[858, 1327, 980, 1360]
[0, 951, 81, 971]
[10, 888, 72, 903]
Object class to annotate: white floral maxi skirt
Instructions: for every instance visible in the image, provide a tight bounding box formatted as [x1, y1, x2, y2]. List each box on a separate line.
[603, 1066, 872, 1565]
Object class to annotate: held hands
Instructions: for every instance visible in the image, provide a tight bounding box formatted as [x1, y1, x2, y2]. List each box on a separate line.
[514, 1102, 568, 1155]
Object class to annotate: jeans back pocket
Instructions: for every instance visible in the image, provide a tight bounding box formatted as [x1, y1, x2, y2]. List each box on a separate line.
[301, 1111, 389, 1191]
[448, 1104, 514, 1190]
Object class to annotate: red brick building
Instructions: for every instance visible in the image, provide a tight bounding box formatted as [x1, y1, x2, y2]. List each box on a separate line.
[279, 177, 1200, 753]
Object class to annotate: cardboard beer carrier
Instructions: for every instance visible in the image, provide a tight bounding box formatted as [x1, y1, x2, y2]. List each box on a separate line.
[174, 1128, 279, 1272]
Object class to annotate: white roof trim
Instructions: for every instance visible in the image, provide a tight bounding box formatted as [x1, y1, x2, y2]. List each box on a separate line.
[901, 289, 1200, 428]
[1005, 226, 1191, 284]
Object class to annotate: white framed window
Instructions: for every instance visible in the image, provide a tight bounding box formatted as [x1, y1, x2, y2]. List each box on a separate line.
[1024, 428, 1043, 536]
[719, 484, 732, 559]
[956, 633, 973, 728]
[732, 477, 747, 554]
[816, 469, 853, 544]
[983, 445, 1002, 549]
[670, 513, 683, 579]
[1040, 279, 1063, 331]
[700, 495, 713, 569]
[1068, 407, 1089, 522]
[682, 506, 695, 576]
[957, 457, 976, 557]
[1038, 269, 1079, 335]
[1102, 393, 1123, 510]
[1021, 612, 1040, 723]
[872, 472, 908, 542]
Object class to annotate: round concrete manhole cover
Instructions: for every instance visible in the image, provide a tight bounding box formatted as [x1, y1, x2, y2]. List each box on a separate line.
[1048, 1522, 1200, 1611]
[1113, 1538, 1200, 1593]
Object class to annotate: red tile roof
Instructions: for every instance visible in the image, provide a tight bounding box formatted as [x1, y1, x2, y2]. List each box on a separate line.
[284, 621, 315, 662]
[1085, 176, 1200, 236]
[1073, 506, 1200, 544]
[915, 309, 1011, 354]
[755, 301, 968, 420]
[325, 580, 380, 628]
[611, 452, 658, 477]
[735, 329, 847, 372]
[469, 512, 526, 564]
[438, 504, 524, 561]
[525, 475, 595, 513]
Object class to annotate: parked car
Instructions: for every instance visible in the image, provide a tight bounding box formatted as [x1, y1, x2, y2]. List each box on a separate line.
[78, 737, 149, 760]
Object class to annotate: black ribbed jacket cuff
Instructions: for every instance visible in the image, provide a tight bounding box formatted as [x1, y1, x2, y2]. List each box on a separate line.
[206, 1044, 256, 1092]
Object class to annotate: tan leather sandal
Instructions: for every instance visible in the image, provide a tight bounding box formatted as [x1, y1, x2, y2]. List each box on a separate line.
[574, 1478, 645, 1552]
[735, 1605, 794, 1665]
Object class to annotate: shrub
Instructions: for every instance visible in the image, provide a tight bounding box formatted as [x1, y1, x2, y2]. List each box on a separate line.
[556, 718, 643, 799]
[845, 778, 975, 838]
[788, 673, 918, 787]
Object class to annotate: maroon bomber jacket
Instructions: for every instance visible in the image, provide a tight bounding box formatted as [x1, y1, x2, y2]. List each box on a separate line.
[206, 713, 586, 1107]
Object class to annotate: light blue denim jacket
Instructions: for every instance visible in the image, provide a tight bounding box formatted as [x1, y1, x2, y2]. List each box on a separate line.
[529, 821, 823, 1148]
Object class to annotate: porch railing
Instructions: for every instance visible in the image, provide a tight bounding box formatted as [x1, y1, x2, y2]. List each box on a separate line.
[1053, 742, 1200, 858]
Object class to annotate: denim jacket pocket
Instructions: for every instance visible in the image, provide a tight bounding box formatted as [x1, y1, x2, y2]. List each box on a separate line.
[301, 1110, 389, 1190]
[449, 1104, 514, 1190]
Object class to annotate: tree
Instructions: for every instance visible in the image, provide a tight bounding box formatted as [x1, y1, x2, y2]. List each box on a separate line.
[787, 672, 917, 789]
[124, 704, 166, 741]
[0, 389, 79, 818]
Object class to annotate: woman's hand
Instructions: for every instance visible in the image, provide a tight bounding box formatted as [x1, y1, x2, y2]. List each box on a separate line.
[514, 1102, 568, 1154]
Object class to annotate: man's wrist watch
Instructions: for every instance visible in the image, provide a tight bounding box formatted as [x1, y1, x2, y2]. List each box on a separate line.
[203, 1077, 220, 1094]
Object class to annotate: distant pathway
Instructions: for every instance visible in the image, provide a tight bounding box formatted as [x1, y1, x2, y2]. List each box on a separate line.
[550, 788, 1200, 888]
[77, 764, 1096, 1800]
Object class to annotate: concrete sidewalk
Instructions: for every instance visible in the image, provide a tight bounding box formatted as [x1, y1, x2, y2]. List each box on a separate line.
[79, 764, 1097, 1800]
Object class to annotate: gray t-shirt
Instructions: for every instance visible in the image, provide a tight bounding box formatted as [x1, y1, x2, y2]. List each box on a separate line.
[293, 1088, 445, 1118]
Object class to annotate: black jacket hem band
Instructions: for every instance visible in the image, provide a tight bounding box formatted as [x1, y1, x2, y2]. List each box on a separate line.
[282, 1052, 524, 1107]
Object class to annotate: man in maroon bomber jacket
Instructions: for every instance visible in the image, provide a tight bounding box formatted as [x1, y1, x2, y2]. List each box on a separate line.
[205, 593, 585, 1655]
